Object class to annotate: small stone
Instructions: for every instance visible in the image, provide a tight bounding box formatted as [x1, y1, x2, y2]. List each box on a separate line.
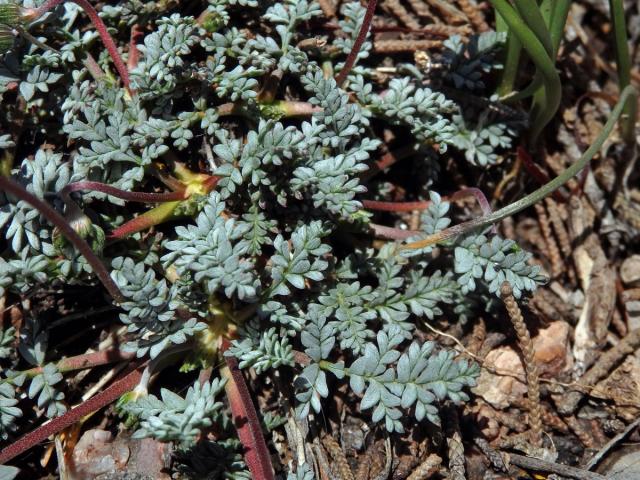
[473, 346, 527, 409]
[621, 255, 640, 286]
[532, 321, 572, 377]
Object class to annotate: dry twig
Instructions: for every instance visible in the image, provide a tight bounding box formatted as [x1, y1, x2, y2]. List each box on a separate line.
[558, 327, 640, 414]
[382, 0, 421, 29]
[323, 435, 355, 480]
[535, 203, 563, 277]
[456, 0, 489, 31]
[501, 282, 543, 447]
[374, 38, 440, 52]
[406, 454, 442, 480]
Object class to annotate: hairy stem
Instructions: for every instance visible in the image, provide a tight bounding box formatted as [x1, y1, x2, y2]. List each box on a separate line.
[335, 0, 377, 86]
[401, 85, 637, 251]
[221, 340, 275, 480]
[0, 365, 143, 465]
[62, 181, 187, 204]
[21, 349, 136, 379]
[0, 176, 124, 303]
[27, 0, 131, 92]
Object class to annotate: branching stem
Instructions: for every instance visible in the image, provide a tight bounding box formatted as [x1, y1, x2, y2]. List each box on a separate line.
[335, 0, 377, 86]
[0, 176, 124, 303]
[401, 85, 637, 251]
[26, 0, 131, 92]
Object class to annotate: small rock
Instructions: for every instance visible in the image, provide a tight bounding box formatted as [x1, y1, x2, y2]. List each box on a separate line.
[532, 321, 573, 377]
[71, 429, 171, 480]
[621, 255, 640, 286]
[473, 346, 527, 409]
[473, 322, 572, 409]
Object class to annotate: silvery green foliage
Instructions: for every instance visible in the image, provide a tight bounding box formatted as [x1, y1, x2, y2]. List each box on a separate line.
[111, 257, 207, 358]
[17, 317, 67, 417]
[28, 363, 67, 418]
[295, 306, 340, 418]
[455, 231, 545, 298]
[263, 0, 321, 71]
[288, 463, 315, 480]
[0, 0, 545, 456]
[451, 112, 515, 167]
[368, 77, 457, 148]
[268, 221, 330, 296]
[228, 321, 294, 373]
[0, 251, 49, 296]
[0, 149, 71, 255]
[0, 327, 15, 359]
[163, 193, 259, 301]
[0, 465, 20, 480]
[132, 14, 201, 94]
[125, 378, 227, 449]
[19, 65, 63, 102]
[335, 2, 372, 77]
[297, 323, 479, 433]
[441, 32, 506, 91]
[0, 381, 21, 440]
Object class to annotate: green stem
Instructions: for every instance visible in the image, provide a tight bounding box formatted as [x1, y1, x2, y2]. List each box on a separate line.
[489, 0, 561, 143]
[401, 86, 637, 251]
[548, 0, 571, 55]
[512, 0, 553, 56]
[609, 0, 637, 144]
[497, 32, 523, 98]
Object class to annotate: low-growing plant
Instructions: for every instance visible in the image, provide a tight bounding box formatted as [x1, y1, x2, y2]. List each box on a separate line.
[0, 0, 636, 478]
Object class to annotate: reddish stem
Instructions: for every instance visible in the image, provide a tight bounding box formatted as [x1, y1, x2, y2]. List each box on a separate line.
[363, 188, 492, 215]
[29, 0, 131, 92]
[362, 199, 430, 212]
[221, 340, 275, 480]
[127, 24, 143, 71]
[22, 349, 136, 378]
[335, 0, 377, 86]
[369, 222, 422, 240]
[0, 365, 143, 465]
[62, 181, 188, 203]
[0, 176, 124, 304]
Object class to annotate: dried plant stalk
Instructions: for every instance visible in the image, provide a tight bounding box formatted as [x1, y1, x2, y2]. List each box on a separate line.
[456, 0, 489, 31]
[445, 407, 466, 480]
[406, 0, 433, 18]
[407, 454, 442, 480]
[382, 0, 421, 29]
[534, 202, 563, 277]
[423, 0, 467, 23]
[418, 23, 470, 36]
[562, 415, 596, 448]
[374, 38, 440, 52]
[501, 281, 543, 447]
[322, 435, 355, 480]
[545, 198, 571, 257]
